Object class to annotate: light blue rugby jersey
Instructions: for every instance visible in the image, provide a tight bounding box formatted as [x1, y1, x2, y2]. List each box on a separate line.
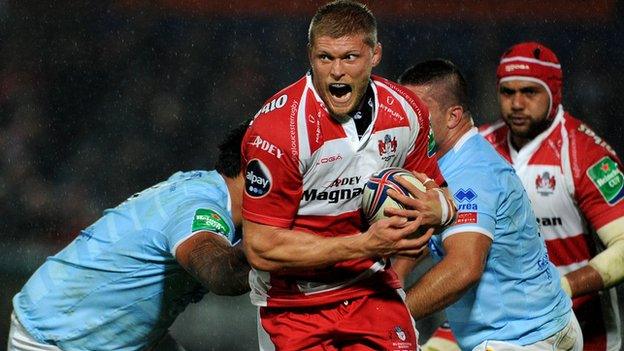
[13, 170, 238, 351]
[430, 128, 572, 350]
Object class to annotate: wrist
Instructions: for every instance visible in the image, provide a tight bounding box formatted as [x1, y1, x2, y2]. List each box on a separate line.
[560, 275, 572, 297]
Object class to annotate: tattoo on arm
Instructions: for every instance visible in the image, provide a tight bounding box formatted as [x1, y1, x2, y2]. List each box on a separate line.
[187, 234, 250, 296]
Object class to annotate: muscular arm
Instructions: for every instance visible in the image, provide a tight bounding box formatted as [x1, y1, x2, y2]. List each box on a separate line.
[392, 249, 429, 287]
[176, 231, 250, 296]
[405, 232, 491, 320]
[563, 217, 624, 297]
[243, 216, 432, 272]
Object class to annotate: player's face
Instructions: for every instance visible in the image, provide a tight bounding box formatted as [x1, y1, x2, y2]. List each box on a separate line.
[498, 80, 551, 140]
[309, 34, 381, 121]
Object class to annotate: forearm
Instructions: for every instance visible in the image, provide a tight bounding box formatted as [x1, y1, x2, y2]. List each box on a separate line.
[187, 239, 251, 296]
[244, 226, 368, 271]
[392, 253, 426, 287]
[243, 216, 428, 272]
[563, 219, 624, 297]
[406, 257, 479, 320]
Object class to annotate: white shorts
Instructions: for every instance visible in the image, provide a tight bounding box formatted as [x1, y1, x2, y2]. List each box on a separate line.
[7, 312, 61, 351]
[473, 313, 583, 351]
[472, 312, 583, 351]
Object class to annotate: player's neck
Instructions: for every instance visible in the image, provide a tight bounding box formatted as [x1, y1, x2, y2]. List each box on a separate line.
[438, 117, 473, 158]
[223, 173, 244, 227]
[509, 135, 531, 151]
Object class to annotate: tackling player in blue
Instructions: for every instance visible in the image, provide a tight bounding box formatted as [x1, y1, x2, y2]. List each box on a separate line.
[7, 122, 251, 351]
[389, 60, 582, 350]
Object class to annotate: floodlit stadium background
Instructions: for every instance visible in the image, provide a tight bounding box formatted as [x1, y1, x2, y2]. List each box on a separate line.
[1, 1, 623, 349]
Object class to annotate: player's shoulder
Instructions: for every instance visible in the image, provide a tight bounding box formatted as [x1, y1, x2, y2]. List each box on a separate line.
[563, 112, 619, 158]
[166, 171, 229, 208]
[451, 132, 511, 175]
[478, 120, 507, 143]
[252, 75, 307, 122]
[372, 75, 430, 132]
[244, 76, 308, 149]
[374, 75, 427, 112]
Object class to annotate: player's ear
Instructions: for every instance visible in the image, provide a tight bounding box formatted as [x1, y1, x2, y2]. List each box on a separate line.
[371, 43, 382, 67]
[447, 105, 463, 129]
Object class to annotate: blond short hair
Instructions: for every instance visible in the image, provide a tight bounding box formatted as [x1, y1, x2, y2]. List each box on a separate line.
[308, 0, 377, 48]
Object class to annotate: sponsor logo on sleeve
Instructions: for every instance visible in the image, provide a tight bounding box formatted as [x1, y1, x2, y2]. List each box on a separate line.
[245, 159, 272, 198]
[254, 94, 288, 118]
[248, 135, 284, 159]
[454, 188, 478, 212]
[192, 209, 231, 234]
[427, 127, 437, 157]
[456, 212, 478, 224]
[587, 156, 624, 205]
[454, 188, 477, 203]
[578, 124, 616, 155]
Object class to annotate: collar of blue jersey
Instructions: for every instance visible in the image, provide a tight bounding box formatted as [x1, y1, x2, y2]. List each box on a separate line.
[451, 127, 479, 153]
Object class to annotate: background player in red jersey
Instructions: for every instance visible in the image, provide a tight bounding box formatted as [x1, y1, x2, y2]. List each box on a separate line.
[426, 41, 624, 351]
[241, 1, 456, 350]
[483, 42, 624, 351]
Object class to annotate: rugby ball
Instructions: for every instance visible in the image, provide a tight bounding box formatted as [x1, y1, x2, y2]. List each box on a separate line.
[362, 167, 427, 224]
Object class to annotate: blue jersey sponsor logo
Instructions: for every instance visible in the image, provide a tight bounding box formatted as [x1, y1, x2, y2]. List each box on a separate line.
[454, 188, 477, 202]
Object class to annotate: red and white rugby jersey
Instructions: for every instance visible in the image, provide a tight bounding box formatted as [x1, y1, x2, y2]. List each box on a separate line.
[481, 107, 624, 351]
[242, 73, 443, 308]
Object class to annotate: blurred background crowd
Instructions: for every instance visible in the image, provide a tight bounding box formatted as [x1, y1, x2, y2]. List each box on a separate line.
[1, 1, 623, 349]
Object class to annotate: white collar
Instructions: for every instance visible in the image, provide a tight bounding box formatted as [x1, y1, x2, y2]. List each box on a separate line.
[451, 127, 479, 153]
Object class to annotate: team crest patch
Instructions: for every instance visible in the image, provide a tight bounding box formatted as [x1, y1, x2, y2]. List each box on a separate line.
[535, 171, 556, 196]
[394, 326, 406, 341]
[245, 159, 272, 198]
[378, 134, 398, 161]
[192, 209, 231, 234]
[587, 156, 624, 205]
[388, 325, 413, 348]
[427, 127, 437, 157]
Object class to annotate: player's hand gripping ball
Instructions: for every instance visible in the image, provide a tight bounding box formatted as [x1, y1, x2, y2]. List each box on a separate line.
[362, 167, 426, 225]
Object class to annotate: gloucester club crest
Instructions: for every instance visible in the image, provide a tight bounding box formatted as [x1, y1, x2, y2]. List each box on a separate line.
[535, 171, 556, 196]
[378, 134, 397, 161]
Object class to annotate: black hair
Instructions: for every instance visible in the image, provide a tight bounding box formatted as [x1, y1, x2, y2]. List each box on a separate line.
[398, 59, 470, 112]
[215, 119, 251, 178]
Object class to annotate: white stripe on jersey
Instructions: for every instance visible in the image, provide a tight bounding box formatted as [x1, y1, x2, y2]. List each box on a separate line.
[299, 260, 386, 295]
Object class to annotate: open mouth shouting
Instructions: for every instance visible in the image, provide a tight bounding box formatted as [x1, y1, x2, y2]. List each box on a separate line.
[328, 83, 353, 103]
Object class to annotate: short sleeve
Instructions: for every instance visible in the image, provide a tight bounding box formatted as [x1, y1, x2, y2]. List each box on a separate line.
[441, 171, 497, 241]
[241, 115, 303, 228]
[575, 149, 624, 231]
[164, 199, 236, 257]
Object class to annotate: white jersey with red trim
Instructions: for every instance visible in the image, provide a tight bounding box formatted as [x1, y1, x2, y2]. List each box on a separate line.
[242, 73, 443, 308]
[481, 106, 624, 351]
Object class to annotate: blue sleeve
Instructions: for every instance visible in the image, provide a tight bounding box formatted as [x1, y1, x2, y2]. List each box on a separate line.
[441, 171, 499, 241]
[163, 199, 237, 257]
